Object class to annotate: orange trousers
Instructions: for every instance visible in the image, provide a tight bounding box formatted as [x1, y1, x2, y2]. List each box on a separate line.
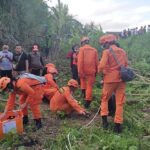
[100, 82, 126, 124]
[44, 88, 58, 101]
[19, 94, 41, 119]
[80, 74, 95, 101]
[51, 103, 74, 114]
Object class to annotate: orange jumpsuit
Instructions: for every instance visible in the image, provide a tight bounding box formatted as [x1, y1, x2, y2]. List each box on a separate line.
[98, 44, 128, 124]
[43, 74, 58, 100]
[5, 78, 45, 119]
[50, 86, 85, 114]
[77, 44, 98, 101]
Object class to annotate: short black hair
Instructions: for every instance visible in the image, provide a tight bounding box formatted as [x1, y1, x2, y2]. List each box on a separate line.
[81, 40, 89, 46]
[15, 44, 22, 48]
[72, 44, 79, 51]
[31, 43, 40, 50]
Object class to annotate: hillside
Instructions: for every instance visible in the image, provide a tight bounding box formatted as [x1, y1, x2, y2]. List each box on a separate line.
[0, 33, 150, 150]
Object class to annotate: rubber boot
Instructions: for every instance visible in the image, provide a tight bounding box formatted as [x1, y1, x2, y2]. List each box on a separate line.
[81, 89, 86, 98]
[84, 100, 91, 108]
[114, 123, 122, 133]
[34, 119, 42, 130]
[102, 116, 108, 129]
[23, 115, 29, 125]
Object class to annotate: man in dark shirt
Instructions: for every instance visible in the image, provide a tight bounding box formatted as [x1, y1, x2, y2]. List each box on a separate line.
[28, 44, 44, 76]
[13, 45, 29, 74]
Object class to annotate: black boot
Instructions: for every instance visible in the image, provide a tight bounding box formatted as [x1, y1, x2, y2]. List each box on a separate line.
[114, 123, 122, 133]
[102, 116, 108, 129]
[84, 100, 91, 108]
[34, 119, 42, 130]
[23, 115, 29, 125]
[81, 89, 86, 98]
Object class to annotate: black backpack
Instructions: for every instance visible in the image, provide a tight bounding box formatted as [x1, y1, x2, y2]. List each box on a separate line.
[109, 48, 136, 82]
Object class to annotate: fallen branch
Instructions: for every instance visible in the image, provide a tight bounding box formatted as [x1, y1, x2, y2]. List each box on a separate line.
[126, 94, 150, 96]
[135, 73, 150, 82]
[0, 98, 19, 105]
[0, 98, 7, 102]
[128, 82, 150, 85]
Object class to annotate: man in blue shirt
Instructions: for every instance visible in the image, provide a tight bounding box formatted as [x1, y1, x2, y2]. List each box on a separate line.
[0, 44, 13, 78]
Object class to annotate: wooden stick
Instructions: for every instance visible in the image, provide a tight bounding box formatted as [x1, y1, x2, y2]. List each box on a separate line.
[0, 98, 19, 105]
[0, 98, 7, 102]
[128, 82, 150, 85]
[126, 94, 150, 96]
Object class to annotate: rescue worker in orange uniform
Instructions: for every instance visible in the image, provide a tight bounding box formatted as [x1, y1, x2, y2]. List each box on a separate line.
[42, 63, 59, 103]
[0, 74, 54, 129]
[43, 63, 58, 83]
[77, 37, 99, 108]
[50, 79, 87, 115]
[98, 34, 128, 133]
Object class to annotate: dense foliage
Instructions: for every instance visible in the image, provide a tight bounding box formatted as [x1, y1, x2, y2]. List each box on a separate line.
[119, 33, 150, 76]
[0, 0, 49, 47]
[0, 0, 103, 55]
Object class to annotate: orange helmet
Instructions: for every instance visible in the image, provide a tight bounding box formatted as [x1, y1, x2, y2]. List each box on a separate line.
[45, 63, 56, 68]
[99, 34, 117, 44]
[81, 37, 89, 43]
[67, 79, 78, 88]
[0, 77, 11, 90]
[45, 63, 58, 74]
[47, 67, 58, 74]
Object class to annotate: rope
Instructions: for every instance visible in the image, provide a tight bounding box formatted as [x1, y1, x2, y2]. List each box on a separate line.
[67, 132, 72, 150]
[81, 107, 101, 129]
[66, 106, 101, 149]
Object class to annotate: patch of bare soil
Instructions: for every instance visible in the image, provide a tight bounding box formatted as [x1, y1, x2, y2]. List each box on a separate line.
[15, 103, 101, 149]
[14, 103, 61, 149]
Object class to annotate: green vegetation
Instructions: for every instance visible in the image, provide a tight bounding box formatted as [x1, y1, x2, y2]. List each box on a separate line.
[0, 0, 102, 56]
[0, 0, 150, 149]
[119, 33, 150, 76]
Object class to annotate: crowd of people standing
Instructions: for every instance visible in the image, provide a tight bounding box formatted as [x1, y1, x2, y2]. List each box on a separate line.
[120, 25, 150, 38]
[0, 43, 44, 78]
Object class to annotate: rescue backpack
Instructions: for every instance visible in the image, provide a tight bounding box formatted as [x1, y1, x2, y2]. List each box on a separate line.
[17, 73, 47, 84]
[109, 48, 136, 82]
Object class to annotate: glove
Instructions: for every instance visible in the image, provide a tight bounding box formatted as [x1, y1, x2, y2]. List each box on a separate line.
[79, 110, 91, 118]
[79, 110, 86, 115]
